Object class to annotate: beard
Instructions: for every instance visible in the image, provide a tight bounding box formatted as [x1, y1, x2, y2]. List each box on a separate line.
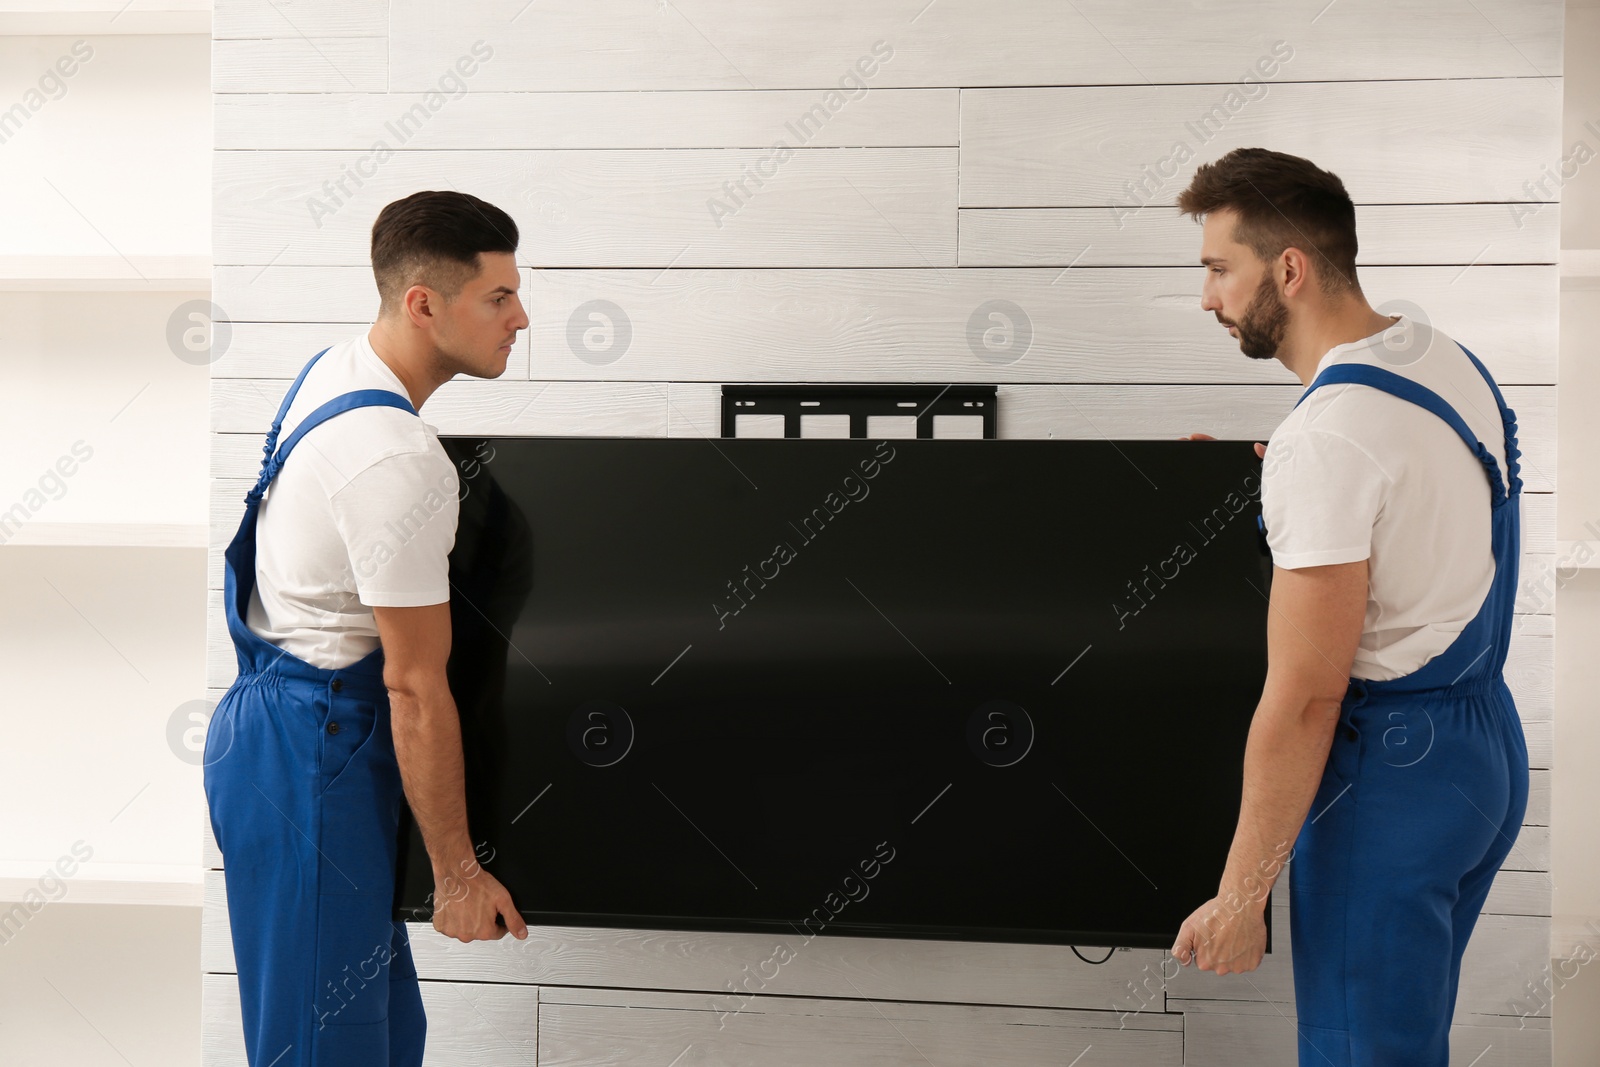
[1220, 273, 1288, 361]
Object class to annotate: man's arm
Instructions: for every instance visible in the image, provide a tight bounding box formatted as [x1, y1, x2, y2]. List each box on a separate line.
[1171, 557, 1367, 973]
[373, 602, 528, 942]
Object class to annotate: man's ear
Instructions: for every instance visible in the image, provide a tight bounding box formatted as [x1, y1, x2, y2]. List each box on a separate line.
[1279, 247, 1313, 299]
[402, 284, 438, 329]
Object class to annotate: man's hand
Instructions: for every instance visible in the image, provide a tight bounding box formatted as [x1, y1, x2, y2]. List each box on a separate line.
[1179, 432, 1266, 459]
[374, 602, 529, 944]
[1171, 892, 1268, 975]
[1171, 557, 1367, 978]
[429, 859, 528, 943]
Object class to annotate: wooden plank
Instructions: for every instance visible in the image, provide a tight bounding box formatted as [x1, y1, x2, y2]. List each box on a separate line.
[961, 79, 1561, 207]
[1162, 904, 1295, 1012]
[990, 383, 1554, 494]
[208, 499, 244, 613]
[1522, 719, 1552, 771]
[1510, 613, 1552, 639]
[207, 600, 232, 690]
[541, 983, 1177, 1027]
[212, 38, 386, 93]
[1164, 903, 1550, 1026]
[384, 0, 1561, 91]
[1178, 1011, 1296, 1066]
[1449, 1022, 1552, 1065]
[1514, 557, 1559, 615]
[1484, 870, 1555, 919]
[215, 266, 383, 322]
[205, 380, 1555, 488]
[200, 871, 1176, 1012]
[1180, 1010, 1551, 1067]
[524, 266, 1555, 386]
[538, 987, 1179, 1066]
[205, 377, 675, 598]
[210, 321, 531, 380]
[211, 265, 1557, 388]
[207, 380, 1549, 457]
[624, 385, 1548, 550]
[204, 881, 1545, 1018]
[215, 89, 960, 149]
[1522, 495, 1554, 556]
[1503, 826, 1549, 873]
[202, 973, 537, 1066]
[1440, 914, 1549, 1028]
[668, 381, 723, 439]
[1525, 770, 1550, 827]
[1515, 549, 1577, 617]
[0, 6, 210, 34]
[210, 379, 669, 435]
[213, 149, 959, 268]
[203, 811, 222, 871]
[212, 0, 388, 39]
[958, 205, 1559, 267]
[1507, 630, 1554, 723]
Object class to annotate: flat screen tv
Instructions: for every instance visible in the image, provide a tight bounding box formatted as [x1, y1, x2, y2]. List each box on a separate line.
[393, 436, 1269, 949]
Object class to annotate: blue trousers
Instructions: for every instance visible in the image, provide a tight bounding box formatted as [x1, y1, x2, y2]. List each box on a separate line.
[205, 658, 426, 1066]
[1290, 677, 1529, 1065]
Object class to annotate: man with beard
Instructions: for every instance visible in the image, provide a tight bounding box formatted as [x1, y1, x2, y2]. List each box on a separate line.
[1168, 148, 1528, 1067]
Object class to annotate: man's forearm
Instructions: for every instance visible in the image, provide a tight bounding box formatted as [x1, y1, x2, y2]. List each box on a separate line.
[1219, 690, 1344, 908]
[388, 677, 476, 877]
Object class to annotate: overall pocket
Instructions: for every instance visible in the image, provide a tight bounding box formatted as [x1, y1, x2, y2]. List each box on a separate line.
[321, 696, 381, 791]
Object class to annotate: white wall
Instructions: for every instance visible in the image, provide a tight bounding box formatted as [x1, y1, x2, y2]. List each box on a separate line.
[0, 1, 1579, 1064]
[200, 2, 1567, 1064]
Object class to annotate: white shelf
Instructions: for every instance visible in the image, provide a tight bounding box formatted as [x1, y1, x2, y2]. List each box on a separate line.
[0, 255, 209, 291]
[0, 1, 209, 35]
[0, 523, 207, 548]
[0, 862, 202, 907]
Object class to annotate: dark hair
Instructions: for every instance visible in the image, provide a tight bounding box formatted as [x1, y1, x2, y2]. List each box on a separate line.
[370, 191, 518, 316]
[1177, 148, 1358, 295]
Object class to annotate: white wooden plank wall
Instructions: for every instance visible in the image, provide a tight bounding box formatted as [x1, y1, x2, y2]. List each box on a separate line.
[207, 1, 1564, 1062]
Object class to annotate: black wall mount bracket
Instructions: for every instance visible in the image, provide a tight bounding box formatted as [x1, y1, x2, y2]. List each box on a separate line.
[720, 384, 999, 439]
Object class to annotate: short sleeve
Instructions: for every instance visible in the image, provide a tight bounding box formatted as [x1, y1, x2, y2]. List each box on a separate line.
[1260, 428, 1389, 569]
[330, 449, 460, 607]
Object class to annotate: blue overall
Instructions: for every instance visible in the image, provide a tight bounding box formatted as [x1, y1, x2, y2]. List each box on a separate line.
[203, 349, 429, 1066]
[1278, 347, 1530, 1066]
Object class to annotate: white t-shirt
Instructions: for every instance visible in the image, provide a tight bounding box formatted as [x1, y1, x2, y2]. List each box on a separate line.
[245, 331, 460, 669]
[1260, 314, 1512, 681]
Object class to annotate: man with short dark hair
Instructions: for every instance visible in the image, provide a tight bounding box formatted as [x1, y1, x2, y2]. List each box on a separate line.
[204, 190, 531, 1066]
[1169, 148, 1529, 1067]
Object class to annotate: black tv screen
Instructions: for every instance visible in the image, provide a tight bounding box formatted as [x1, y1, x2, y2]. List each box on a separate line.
[394, 436, 1269, 949]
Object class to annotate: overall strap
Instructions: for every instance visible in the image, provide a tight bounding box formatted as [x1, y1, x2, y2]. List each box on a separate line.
[1293, 363, 1510, 505]
[256, 347, 332, 483]
[246, 389, 417, 503]
[1457, 343, 1523, 498]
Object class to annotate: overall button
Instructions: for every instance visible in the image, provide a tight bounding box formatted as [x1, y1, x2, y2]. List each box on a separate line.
[331, 678, 343, 693]
[327, 721, 340, 735]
